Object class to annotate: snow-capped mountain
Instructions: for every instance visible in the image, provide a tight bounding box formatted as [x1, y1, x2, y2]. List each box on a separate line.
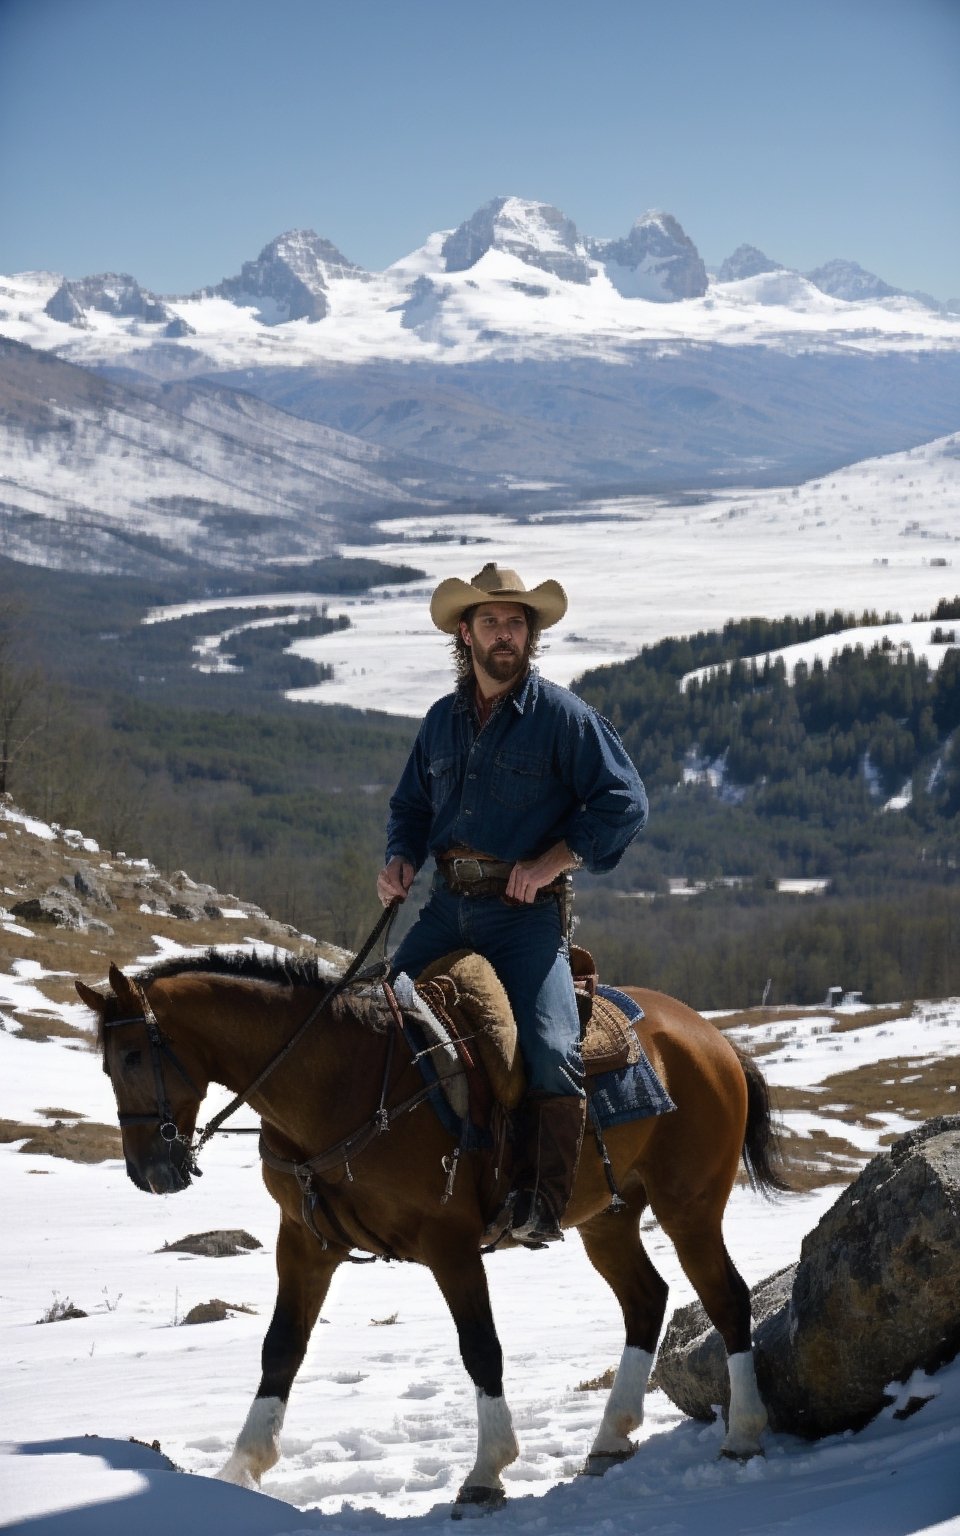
[717, 244, 785, 283]
[44, 272, 182, 332]
[590, 211, 708, 299]
[441, 197, 593, 285]
[804, 258, 904, 303]
[206, 228, 370, 324]
[2, 198, 959, 493]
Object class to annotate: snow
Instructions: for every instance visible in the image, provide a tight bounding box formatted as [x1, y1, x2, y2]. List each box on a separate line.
[137, 429, 960, 719]
[1, 905, 959, 1532]
[3, 232, 960, 374]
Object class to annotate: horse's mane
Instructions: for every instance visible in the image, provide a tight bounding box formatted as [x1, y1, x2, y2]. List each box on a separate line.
[139, 948, 342, 990]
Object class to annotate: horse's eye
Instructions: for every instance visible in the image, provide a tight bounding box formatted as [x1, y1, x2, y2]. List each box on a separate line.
[123, 1049, 142, 1069]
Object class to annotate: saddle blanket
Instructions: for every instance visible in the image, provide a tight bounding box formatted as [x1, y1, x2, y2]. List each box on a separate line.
[588, 986, 676, 1128]
[400, 974, 675, 1144]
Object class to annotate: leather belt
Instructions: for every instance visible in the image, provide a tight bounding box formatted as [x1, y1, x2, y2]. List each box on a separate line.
[436, 854, 564, 903]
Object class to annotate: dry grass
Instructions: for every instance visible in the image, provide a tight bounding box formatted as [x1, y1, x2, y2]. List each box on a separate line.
[180, 1298, 257, 1325]
[713, 1003, 913, 1034]
[576, 1366, 617, 1392]
[161, 1230, 262, 1258]
[0, 1115, 122, 1162]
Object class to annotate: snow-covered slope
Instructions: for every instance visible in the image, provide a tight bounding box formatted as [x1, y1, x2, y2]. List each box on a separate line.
[2, 201, 957, 378]
[0, 338, 457, 574]
[133, 429, 960, 717]
[0, 799, 958, 1532]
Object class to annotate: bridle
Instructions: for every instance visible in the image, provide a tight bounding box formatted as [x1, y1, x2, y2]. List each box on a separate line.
[102, 984, 205, 1177]
[101, 903, 401, 1181]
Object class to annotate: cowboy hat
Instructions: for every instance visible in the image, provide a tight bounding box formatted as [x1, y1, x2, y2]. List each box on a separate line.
[430, 562, 568, 634]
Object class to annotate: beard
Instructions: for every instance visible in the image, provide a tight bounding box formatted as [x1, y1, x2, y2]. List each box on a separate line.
[471, 633, 530, 687]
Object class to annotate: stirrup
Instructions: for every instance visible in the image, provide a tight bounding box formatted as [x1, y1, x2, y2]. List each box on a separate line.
[481, 1190, 517, 1247]
[509, 1191, 564, 1246]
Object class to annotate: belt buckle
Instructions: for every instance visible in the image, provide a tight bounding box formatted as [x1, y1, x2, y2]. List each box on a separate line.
[452, 857, 485, 884]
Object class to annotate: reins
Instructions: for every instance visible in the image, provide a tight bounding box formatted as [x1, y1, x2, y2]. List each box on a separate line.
[194, 899, 400, 1153]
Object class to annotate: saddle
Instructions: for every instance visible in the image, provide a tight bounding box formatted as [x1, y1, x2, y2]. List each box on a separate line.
[403, 944, 641, 1125]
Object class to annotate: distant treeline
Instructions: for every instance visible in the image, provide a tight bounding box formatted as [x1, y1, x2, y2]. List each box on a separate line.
[577, 599, 960, 814]
[2, 561, 958, 1006]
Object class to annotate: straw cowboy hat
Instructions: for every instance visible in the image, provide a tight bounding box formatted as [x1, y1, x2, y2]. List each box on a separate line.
[430, 562, 568, 634]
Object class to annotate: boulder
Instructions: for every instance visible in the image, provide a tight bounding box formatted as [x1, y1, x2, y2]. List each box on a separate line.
[652, 1115, 960, 1438]
[12, 888, 87, 930]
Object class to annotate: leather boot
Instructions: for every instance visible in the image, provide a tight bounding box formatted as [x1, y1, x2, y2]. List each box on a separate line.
[508, 1094, 586, 1246]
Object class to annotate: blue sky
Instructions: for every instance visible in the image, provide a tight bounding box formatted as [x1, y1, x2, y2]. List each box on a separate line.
[1, 0, 958, 299]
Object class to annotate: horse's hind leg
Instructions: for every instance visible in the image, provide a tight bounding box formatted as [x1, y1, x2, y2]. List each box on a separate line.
[219, 1216, 341, 1488]
[578, 1202, 669, 1471]
[427, 1243, 519, 1512]
[655, 1210, 767, 1458]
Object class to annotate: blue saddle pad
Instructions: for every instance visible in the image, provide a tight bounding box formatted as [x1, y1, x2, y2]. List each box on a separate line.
[586, 985, 676, 1128]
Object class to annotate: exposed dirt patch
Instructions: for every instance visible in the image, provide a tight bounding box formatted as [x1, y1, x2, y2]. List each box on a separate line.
[181, 1298, 257, 1324]
[714, 1003, 913, 1034]
[161, 1229, 262, 1258]
[772, 1057, 960, 1128]
[6, 1013, 91, 1043]
[576, 1366, 617, 1391]
[0, 1115, 122, 1162]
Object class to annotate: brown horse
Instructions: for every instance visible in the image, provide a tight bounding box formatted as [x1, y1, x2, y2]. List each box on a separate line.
[76, 948, 788, 1512]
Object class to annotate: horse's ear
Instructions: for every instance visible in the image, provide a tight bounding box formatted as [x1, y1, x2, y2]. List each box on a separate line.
[108, 964, 140, 1006]
[75, 979, 105, 1013]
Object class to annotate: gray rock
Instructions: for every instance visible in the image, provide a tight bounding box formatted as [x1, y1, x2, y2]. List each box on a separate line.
[44, 282, 88, 327]
[12, 887, 87, 930]
[167, 901, 202, 922]
[653, 1116, 960, 1438]
[72, 863, 116, 910]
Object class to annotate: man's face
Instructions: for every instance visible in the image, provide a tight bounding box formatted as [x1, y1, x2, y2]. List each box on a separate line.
[461, 602, 530, 687]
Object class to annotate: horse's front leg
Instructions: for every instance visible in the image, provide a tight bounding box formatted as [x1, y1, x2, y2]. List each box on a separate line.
[219, 1215, 341, 1488]
[429, 1244, 519, 1513]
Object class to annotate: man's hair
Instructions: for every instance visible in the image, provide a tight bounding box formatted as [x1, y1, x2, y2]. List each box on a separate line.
[452, 603, 542, 684]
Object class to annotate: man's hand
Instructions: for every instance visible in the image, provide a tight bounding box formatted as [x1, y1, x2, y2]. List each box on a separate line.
[377, 855, 415, 907]
[505, 841, 579, 904]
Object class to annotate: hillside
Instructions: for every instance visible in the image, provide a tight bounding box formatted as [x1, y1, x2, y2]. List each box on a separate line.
[1, 793, 958, 1531]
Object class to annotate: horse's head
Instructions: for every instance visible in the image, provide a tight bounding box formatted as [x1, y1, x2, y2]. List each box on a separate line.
[76, 964, 206, 1195]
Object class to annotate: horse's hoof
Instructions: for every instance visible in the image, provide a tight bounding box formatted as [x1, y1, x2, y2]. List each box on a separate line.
[451, 1485, 507, 1519]
[720, 1444, 765, 1463]
[580, 1447, 636, 1477]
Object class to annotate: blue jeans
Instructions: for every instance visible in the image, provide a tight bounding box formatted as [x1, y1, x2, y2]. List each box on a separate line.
[391, 878, 585, 1098]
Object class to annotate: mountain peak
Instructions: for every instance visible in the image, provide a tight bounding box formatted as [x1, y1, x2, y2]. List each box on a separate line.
[44, 272, 172, 329]
[717, 244, 785, 283]
[211, 229, 367, 324]
[592, 210, 708, 301]
[805, 259, 903, 303]
[441, 197, 592, 285]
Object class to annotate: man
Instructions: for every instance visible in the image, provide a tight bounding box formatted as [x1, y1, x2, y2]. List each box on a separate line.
[378, 562, 647, 1245]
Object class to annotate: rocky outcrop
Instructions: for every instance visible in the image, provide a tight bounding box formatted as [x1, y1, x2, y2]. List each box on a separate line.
[717, 244, 785, 283]
[441, 198, 592, 285]
[805, 259, 903, 303]
[653, 1116, 960, 1438]
[44, 273, 173, 328]
[211, 229, 367, 324]
[592, 212, 708, 301]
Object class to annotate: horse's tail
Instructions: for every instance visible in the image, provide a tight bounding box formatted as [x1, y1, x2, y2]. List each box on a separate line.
[734, 1045, 793, 1197]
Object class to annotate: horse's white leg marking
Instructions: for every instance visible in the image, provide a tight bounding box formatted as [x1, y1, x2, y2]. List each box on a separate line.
[218, 1395, 286, 1487]
[587, 1346, 653, 1458]
[722, 1350, 768, 1458]
[462, 1388, 519, 1491]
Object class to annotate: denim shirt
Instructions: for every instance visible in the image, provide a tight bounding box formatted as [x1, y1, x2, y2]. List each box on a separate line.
[385, 669, 647, 874]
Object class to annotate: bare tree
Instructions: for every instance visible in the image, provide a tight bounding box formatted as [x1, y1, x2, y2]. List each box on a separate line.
[0, 600, 45, 797]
